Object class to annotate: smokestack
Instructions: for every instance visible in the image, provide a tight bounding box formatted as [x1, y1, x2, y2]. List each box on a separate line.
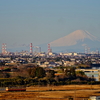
[48, 44, 52, 53]
[2, 43, 7, 55]
[30, 43, 33, 54]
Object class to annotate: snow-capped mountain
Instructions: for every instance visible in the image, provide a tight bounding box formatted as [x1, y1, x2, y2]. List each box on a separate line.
[50, 30, 100, 47]
[50, 30, 100, 52]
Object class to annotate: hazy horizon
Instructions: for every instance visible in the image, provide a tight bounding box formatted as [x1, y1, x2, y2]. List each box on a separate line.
[0, 0, 100, 52]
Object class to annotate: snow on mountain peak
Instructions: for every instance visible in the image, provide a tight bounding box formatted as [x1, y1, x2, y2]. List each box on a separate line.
[50, 30, 100, 47]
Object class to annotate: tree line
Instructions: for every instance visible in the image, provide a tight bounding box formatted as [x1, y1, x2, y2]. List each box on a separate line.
[0, 65, 96, 87]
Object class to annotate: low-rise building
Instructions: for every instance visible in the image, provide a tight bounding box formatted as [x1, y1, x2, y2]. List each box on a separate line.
[89, 96, 100, 100]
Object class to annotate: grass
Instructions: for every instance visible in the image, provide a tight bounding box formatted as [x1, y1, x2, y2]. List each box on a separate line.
[0, 85, 100, 100]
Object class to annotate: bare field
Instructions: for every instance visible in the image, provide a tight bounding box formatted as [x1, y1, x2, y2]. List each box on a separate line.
[0, 85, 100, 100]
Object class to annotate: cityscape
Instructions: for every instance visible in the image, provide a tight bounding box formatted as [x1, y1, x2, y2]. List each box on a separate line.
[1, 0, 100, 100]
[0, 42, 100, 99]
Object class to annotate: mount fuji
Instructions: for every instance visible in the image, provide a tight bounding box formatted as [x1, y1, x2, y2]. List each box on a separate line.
[50, 30, 100, 52]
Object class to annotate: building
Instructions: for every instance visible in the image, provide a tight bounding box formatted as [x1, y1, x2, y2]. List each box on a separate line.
[89, 96, 100, 100]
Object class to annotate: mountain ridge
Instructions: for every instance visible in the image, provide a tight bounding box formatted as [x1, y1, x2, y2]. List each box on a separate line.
[50, 30, 100, 47]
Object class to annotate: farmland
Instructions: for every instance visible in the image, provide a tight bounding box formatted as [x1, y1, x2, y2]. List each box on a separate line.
[0, 85, 100, 100]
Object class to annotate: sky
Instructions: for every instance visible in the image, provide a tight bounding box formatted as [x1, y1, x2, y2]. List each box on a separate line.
[0, 0, 100, 52]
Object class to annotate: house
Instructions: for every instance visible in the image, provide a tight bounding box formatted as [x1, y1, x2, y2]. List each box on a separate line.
[63, 61, 75, 66]
[89, 96, 100, 100]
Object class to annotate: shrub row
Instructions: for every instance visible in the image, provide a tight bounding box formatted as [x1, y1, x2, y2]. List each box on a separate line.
[0, 77, 99, 87]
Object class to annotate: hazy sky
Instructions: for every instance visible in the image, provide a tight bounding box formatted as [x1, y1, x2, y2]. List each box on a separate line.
[0, 0, 100, 51]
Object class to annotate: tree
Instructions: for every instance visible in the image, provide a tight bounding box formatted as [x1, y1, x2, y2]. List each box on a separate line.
[27, 66, 46, 78]
[35, 67, 46, 78]
[0, 72, 10, 78]
[65, 67, 76, 78]
[76, 71, 85, 76]
[27, 67, 36, 78]
[46, 70, 55, 79]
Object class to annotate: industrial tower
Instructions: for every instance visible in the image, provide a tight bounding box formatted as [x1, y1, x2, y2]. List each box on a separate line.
[30, 43, 33, 54]
[47, 44, 52, 53]
[2, 43, 7, 55]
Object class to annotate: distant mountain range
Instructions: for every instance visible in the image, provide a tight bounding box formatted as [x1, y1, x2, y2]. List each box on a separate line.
[50, 30, 100, 52]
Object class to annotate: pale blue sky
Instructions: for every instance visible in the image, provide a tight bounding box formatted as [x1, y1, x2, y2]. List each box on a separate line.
[0, 0, 100, 51]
